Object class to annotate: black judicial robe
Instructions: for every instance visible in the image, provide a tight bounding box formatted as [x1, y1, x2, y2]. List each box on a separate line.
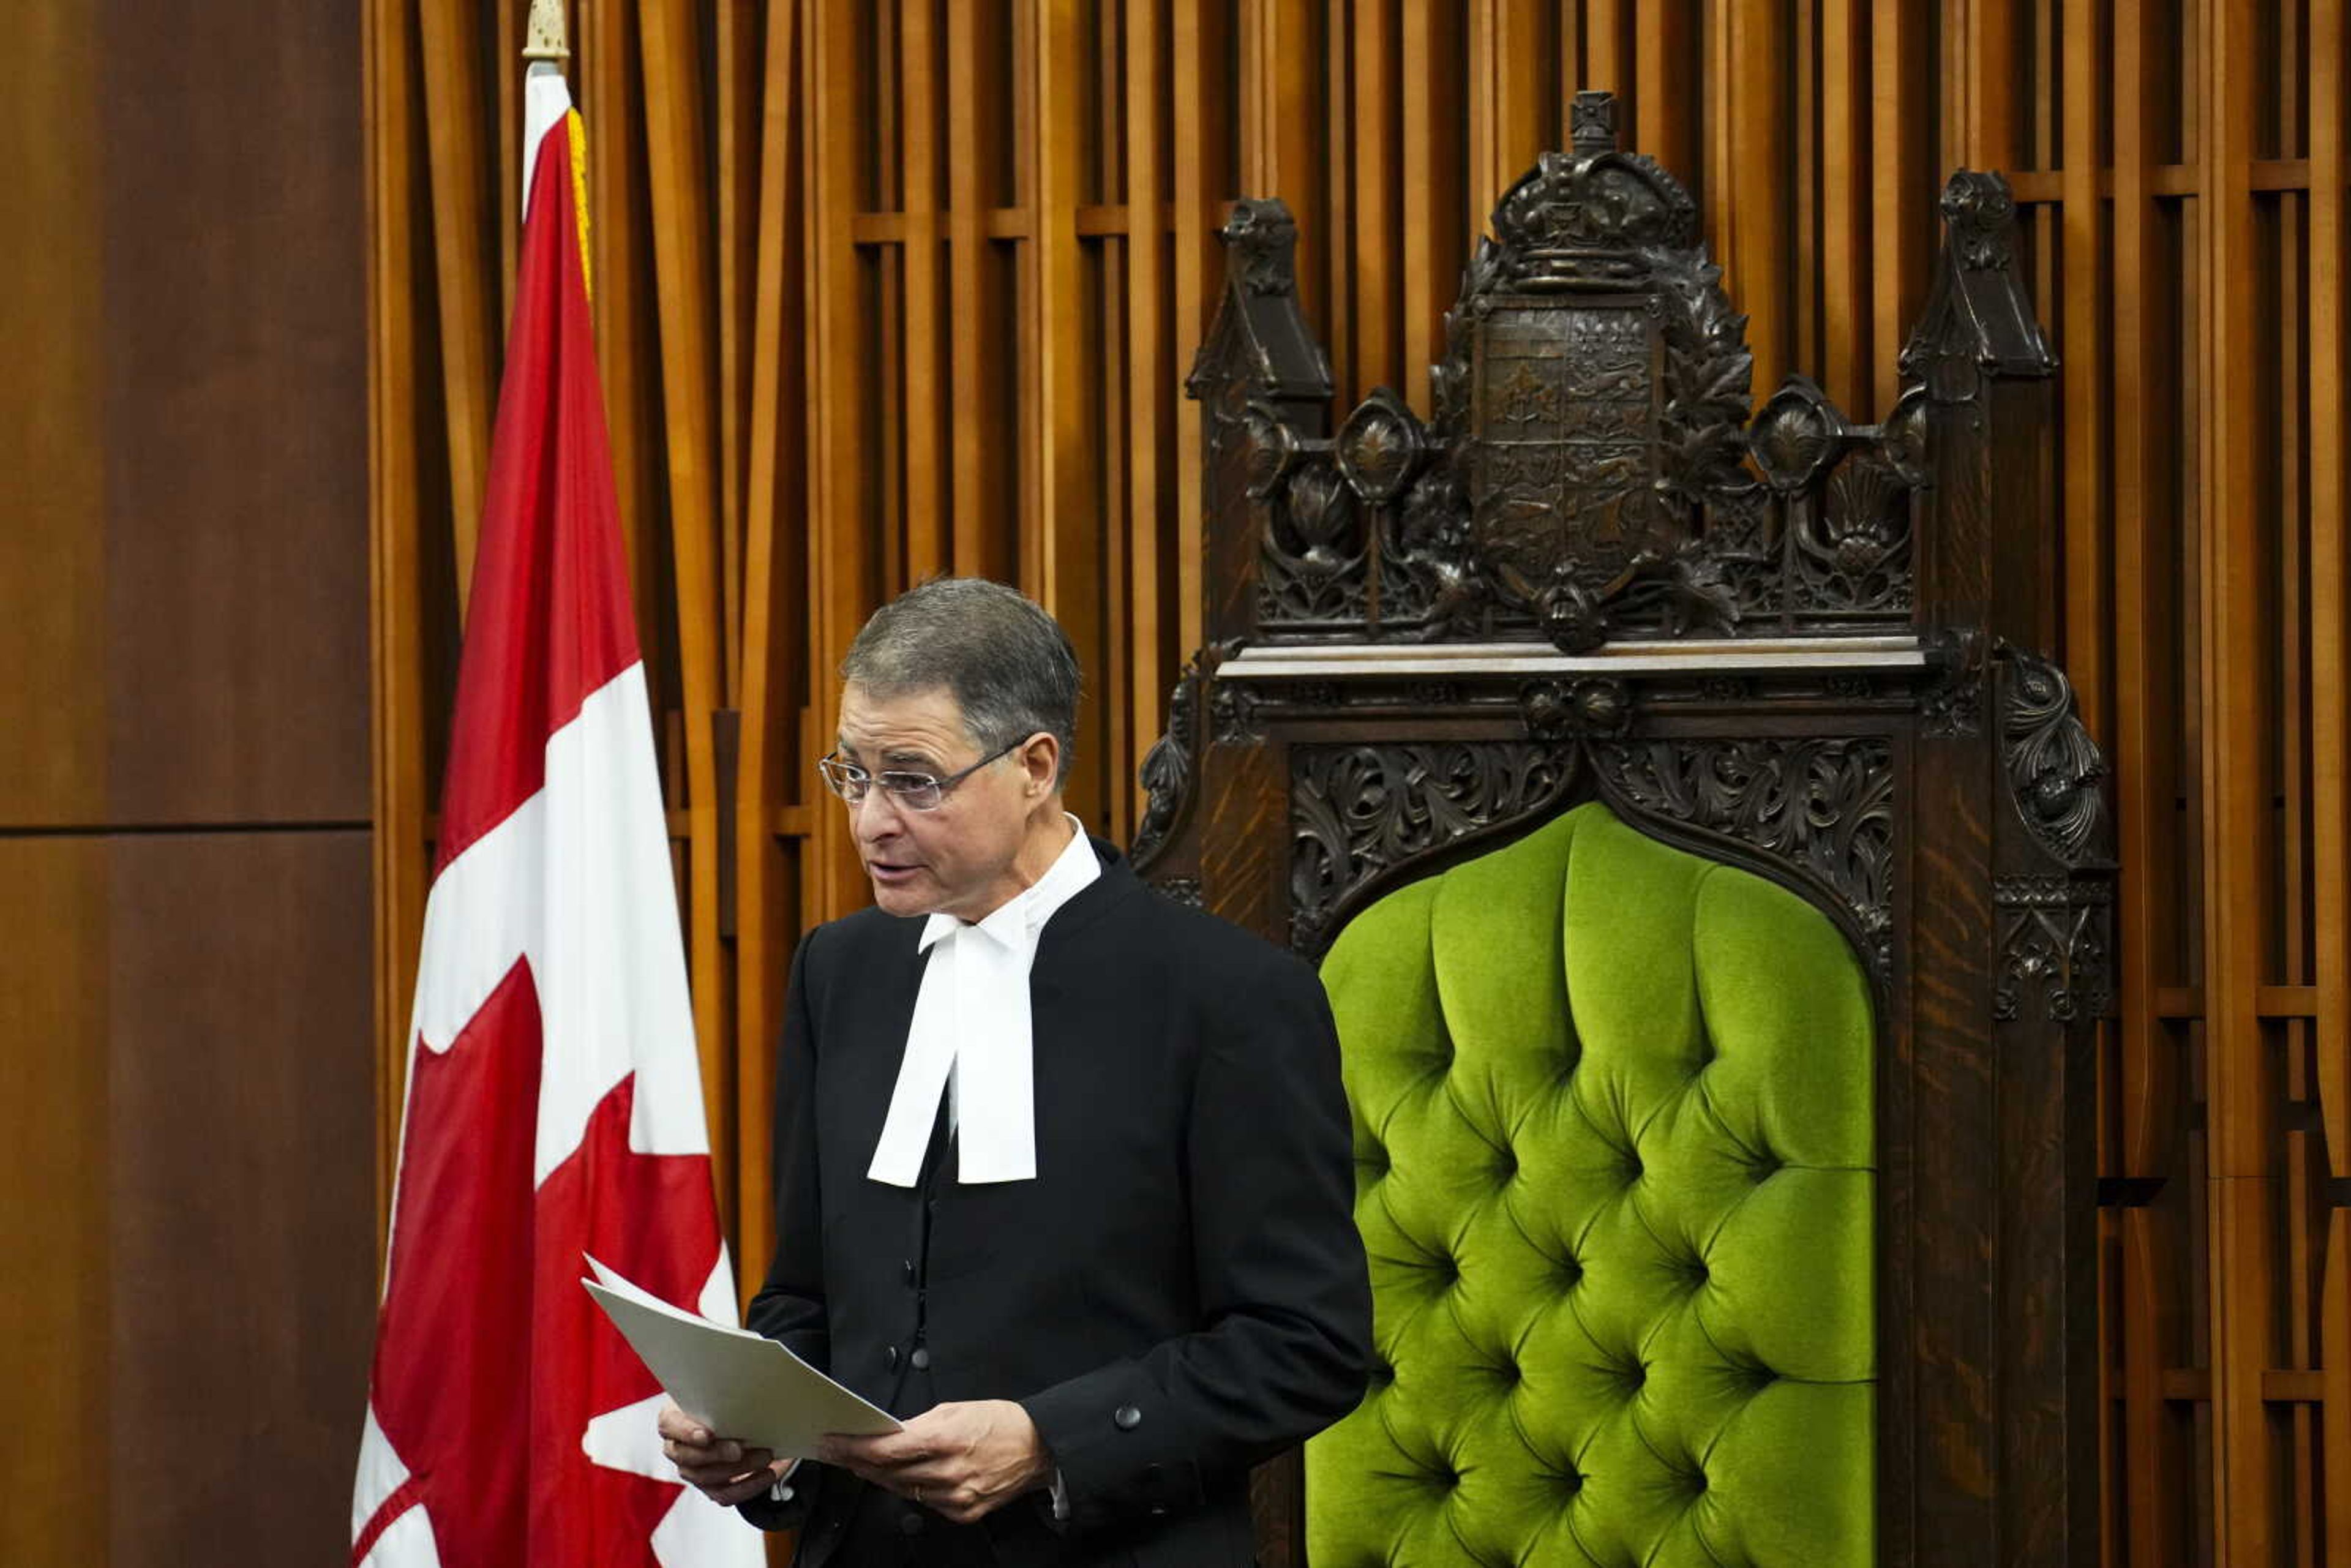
[740, 839, 1373, 1567]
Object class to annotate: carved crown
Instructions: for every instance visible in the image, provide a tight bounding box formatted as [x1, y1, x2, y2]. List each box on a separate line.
[1485, 93, 1701, 292]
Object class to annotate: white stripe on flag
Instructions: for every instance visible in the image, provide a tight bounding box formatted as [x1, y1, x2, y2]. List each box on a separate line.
[533, 662, 710, 1184]
[351, 1403, 413, 1542]
[520, 62, 572, 221]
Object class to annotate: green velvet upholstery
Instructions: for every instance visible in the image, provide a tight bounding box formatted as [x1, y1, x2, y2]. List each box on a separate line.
[1308, 803, 1875, 1568]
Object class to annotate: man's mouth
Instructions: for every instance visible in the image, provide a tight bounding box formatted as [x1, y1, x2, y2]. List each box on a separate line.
[866, 861, 922, 884]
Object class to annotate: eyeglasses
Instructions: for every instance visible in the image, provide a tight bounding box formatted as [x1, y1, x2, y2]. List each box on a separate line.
[817, 737, 1026, 813]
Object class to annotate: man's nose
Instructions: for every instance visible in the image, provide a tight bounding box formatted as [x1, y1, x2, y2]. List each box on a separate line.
[852, 790, 906, 838]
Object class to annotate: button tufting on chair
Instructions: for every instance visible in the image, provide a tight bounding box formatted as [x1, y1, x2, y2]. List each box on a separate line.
[1310, 803, 1877, 1568]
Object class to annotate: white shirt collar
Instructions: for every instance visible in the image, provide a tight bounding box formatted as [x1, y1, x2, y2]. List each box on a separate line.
[916, 814, 1100, 953]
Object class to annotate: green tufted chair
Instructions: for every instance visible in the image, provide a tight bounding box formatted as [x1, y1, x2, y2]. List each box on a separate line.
[1308, 803, 1876, 1568]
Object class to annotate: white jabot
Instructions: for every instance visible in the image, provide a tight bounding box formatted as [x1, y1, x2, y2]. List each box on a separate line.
[866, 817, 1101, 1187]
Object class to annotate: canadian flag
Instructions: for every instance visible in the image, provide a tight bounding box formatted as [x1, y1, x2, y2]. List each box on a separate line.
[350, 64, 765, 1568]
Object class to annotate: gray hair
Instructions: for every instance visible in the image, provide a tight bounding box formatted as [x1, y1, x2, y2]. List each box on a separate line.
[841, 578, 1081, 782]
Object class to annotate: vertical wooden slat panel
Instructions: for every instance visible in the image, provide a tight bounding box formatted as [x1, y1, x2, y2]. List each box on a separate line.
[581, 0, 663, 666]
[2115, 0, 2173, 1187]
[1725, 0, 1790, 396]
[640, 0, 736, 1173]
[1244, 0, 1327, 329]
[1471, 0, 1551, 238]
[2276, 1, 2317, 1535]
[1322, 0, 1354, 398]
[1583, 0, 1627, 102]
[1557, 0, 1582, 111]
[948, 4, 1014, 584]
[1400, 0, 1440, 417]
[2307, 0, 2351, 1548]
[1098, 1, 1133, 834]
[2061, 0, 2109, 731]
[1033, 0, 1105, 817]
[1170, 0, 1228, 655]
[2327, 1210, 2351, 1567]
[1791, 0, 1817, 376]
[1351, 0, 1399, 398]
[497, 1, 522, 321]
[1870, 0, 1929, 415]
[809, 0, 877, 916]
[2310, 0, 2349, 1195]
[1820, 0, 1869, 413]
[416, 0, 498, 617]
[1125, 0, 1169, 835]
[735, 0, 804, 1278]
[717, 1, 759, 705]
[367, 0, 430, 1210]
[2112, 2, 2186, 1561]
[902, 0, 948, 583]
[1633, 0, 1695, 196]
[2205, 0, 2280, 1561]
[1963, 0, 2022, 170]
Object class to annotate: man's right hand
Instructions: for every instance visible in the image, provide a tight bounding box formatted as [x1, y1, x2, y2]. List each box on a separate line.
[658, 1402, 792, 1507]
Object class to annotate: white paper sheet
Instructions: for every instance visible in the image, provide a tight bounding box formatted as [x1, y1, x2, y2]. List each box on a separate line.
[582, 1255, 901, 1459]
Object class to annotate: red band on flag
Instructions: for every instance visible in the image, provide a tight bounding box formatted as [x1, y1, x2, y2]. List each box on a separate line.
[435, 119, 639, 875]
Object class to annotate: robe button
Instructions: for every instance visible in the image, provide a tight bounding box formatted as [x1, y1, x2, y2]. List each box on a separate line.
[910, 1346, 932, 1371]
[902, 1259, 917, 1286]
[886, 1345, 901, 1370]
[1114, 1405, 1142, 1431]
[899, 1512, 926, 1536]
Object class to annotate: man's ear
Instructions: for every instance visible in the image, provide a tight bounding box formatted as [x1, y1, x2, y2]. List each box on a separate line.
[1019, 732, 1061, 795]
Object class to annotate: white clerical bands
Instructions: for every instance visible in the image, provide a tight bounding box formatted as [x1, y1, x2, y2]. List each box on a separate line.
[866, 819, 1100, 1188]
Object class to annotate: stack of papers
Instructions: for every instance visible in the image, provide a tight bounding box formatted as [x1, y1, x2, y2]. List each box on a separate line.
[582, 1256, 901, 1458]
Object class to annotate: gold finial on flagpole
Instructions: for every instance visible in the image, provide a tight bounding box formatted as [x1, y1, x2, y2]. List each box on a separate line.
[523, 0, 570, 62]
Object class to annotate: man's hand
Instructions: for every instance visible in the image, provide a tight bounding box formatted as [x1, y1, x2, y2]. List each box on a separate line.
[657, 1402, 791, 1507]
[818, 1400, 1052, 1525]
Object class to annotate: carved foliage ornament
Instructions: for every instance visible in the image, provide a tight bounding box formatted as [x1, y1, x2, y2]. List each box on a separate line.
[1589, 737, 1897, 977]
[1290, 743, 1579, 948]
[2000, 647, 2110, 866]
[1289, 732, 1895, 979]
[1134, 657, 1207, 869]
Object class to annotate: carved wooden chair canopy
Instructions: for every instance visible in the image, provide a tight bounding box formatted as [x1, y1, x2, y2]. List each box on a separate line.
[1133, 92, 2111, 1568]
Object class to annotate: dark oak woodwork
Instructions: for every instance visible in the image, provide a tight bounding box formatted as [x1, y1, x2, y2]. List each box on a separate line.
[1137, 91, 2110, 1568]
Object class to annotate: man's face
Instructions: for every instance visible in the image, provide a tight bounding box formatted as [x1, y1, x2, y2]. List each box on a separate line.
[834, 681, 1048, 921]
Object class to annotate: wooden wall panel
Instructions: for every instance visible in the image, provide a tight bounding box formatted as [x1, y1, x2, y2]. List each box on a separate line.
[0, 0, 105, 827]
[97, 0, 370, 828]
[105, 833, 377, 1567]
[367, 2, 2351, 1561]
[0, 842, 108, 1568]
[1, 4, 378, 1566]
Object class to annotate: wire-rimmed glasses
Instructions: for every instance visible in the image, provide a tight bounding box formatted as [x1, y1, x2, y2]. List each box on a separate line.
[816, 737, 1024, 812]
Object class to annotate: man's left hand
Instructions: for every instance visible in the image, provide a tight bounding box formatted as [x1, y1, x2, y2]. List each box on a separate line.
[818, 1399, 1052, 1525]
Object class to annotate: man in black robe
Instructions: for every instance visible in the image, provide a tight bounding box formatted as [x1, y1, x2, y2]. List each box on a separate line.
[660, 578, 1371, 1566]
